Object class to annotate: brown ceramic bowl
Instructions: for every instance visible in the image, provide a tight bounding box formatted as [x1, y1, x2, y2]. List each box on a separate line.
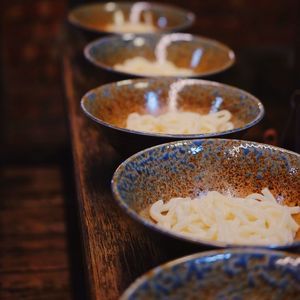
[81, 78, 264, 154]
[68, 2, 195, 34]
[112, 139, 300, 249]
[84, 33, 235, 78]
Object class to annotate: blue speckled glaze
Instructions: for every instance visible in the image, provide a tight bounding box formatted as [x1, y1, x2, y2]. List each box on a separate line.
[111, 139, 300, 249]
[119, 249, 300, 300]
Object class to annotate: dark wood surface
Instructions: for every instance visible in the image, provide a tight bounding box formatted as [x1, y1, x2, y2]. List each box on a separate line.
[63, 27, 216, 300]
[65, 45, 163, 300]
[63, 2, 300, 296]
[1, 1, 68, 164]
[0, 1, 299, 299]
[0, 166, 72, 300]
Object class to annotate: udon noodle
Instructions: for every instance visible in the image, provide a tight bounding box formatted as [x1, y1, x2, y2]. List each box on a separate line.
[105, 9, 156, 33]
[126, 110, 233, 134]
[149, 188, 300, 245]
[114, 57, 194, 76]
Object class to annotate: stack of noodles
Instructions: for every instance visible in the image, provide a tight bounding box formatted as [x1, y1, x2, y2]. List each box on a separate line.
[126, 110, 233, 134]
[150, 188, 300, 245]
[105, 10, 156, 33]
[114, 57, 194, 76]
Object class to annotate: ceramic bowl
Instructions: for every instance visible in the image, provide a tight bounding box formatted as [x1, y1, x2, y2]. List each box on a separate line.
[120, 249, 300, 299]
[111, 139, 300, 249]
[81, 78, 264, 154]
[68, 2, 195, 34]
[84, 33, 235, 78]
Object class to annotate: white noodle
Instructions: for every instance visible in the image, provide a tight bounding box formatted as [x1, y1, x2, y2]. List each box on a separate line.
[106, 22, 156, 33]
[114, 57, 193, 76]
[149, 188, 300, 245]
[126, 110, 233, 134]
[106, 9, 156, 33]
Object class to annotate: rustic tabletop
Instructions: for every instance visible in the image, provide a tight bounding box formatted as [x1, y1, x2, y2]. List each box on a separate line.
[63, 26, 215, 300]
[63, 24, 299, 300]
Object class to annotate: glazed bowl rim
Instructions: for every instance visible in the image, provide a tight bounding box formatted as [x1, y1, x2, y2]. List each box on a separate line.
[83, 32, 236, 78]
[119, 247, 300, 300]
[68, 1, 196, 35]
[111, 138, 300, 249]
[81, 78, 264, 139]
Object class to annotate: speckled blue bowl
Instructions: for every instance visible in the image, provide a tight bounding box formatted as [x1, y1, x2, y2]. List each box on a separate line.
[81, 78, 264, 154]
[84, 33, 235, 78]
[120, 249, 300, 299]
[111, 139, 300, 249]
[68, 2, 195, 35]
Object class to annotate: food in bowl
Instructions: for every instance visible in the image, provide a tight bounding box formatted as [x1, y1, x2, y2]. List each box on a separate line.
[111, 139, 300, 248]
[105, 3, 157, 33]
[113, 33, 204, 76]
[105, 18, 156, 33]
[124, 79, 235, 134]
[113, 32, 197, 75]
[68, 2, 195, 34]
[81, 78, 264, 154]
[114, 56, 194, 76]
[126, 110, 233, 134]
[149, 188, 300, 245]
[84, 34, 235, 78]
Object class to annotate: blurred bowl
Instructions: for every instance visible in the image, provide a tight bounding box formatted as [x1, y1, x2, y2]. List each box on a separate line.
[84, 33, 235, 78]
[120, 249, 300, 299]
[68, 2, 195, 35]
[81, 78, 264, 154]
[112, 139, 300, 249]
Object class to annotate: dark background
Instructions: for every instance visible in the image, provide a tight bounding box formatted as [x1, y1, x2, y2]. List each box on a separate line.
[0, 0, 299, 299]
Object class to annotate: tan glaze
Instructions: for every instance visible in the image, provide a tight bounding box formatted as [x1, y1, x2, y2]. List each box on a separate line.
[84, 21, 158, 32]
[68, 3, 195, 35]
[293, 213, 300, 240]
[82, 78, 263, 154]
[86, 34, 235, 77]
[91, 79, 259, 131]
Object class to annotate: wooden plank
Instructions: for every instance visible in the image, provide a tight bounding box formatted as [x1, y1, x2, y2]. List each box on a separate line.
[0, 166, 72, 300]
[0, 167, 64, 208]
[1, 270, 71, 300]
[0, 205, 66, 237]
[63, 1, 300, 297]
[62, 28, 207, 300]
[1, 236, 68, 274]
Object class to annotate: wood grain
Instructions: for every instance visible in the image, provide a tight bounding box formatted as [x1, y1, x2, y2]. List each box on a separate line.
[63, 1, 300, 296]
[63, 27, 205, 300]
[0, 166, 72, 300]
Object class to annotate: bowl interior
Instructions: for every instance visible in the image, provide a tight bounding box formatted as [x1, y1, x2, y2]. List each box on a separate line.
[85, 34, 235, 77]
[112, 139, 300, 247]
[121, 249, 300, 299]
[82, 78, 263, 138]
[68, 2, 194, 34]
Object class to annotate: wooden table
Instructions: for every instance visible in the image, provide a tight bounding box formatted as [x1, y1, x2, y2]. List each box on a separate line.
[63, 26, 212, 300]
[63, 25, 299, 300]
